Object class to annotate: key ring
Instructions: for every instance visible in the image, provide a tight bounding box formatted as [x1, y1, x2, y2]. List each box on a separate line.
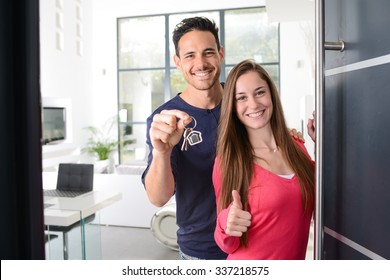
[181, 116, 202, 151]
[185, 116, 197, 130]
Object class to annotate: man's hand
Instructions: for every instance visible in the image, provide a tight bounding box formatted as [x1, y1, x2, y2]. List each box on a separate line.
[149, 109, 192, 153]
[225, 190, 251, 237]
[289, 128, 304, 142]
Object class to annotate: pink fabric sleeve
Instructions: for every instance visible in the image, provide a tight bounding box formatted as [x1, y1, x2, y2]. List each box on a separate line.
[292, 137, 315, 164]
[212, 157, 241, 254]
[214, 207, 241, 254]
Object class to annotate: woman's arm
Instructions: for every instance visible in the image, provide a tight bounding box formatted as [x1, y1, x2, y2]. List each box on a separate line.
[212, 158, 245, 254]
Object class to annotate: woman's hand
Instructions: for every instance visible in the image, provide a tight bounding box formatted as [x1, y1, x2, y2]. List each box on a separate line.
[225, 190, 251, 237]
[307, 111, 316, 142]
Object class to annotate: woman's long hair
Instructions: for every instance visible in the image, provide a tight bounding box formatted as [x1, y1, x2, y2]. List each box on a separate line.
[216, 59, 314, 246]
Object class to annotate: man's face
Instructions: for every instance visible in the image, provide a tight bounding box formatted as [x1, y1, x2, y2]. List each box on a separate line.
[174, 30, 224, 91]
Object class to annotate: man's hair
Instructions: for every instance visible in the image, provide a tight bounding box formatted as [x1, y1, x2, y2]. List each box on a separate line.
[172, 16, 220, 57]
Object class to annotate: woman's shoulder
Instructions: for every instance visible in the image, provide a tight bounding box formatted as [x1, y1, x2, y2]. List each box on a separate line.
[292, 136, 306, 149]
[291, 137, 313, 161]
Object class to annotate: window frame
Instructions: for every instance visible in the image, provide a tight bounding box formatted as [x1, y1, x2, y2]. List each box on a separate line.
[116, 6, 280, 164]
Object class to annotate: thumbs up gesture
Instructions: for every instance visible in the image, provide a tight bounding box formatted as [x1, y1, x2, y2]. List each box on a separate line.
[225, 190, 252, 237]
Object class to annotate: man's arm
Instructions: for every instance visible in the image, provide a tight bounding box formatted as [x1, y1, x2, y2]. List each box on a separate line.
[144, 109, 192, 207]
[144, 149, 175, 207]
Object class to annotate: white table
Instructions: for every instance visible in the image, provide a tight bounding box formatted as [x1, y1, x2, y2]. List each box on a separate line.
[44, 191, 122, 226]
[44, 191, 122, 259]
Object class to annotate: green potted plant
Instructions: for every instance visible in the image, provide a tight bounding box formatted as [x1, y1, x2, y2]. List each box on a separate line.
[82, 116, 118, 173]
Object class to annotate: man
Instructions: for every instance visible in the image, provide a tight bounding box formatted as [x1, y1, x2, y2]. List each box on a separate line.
[142, 16, 226, 260]
[142, 17, 307, 260]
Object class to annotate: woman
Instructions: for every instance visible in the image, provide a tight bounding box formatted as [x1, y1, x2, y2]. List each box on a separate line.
[213, 59, 315, 259]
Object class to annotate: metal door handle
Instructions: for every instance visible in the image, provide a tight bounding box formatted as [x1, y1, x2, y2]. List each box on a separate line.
[315, 0, 325, 260]
[325, 41, 345, 52]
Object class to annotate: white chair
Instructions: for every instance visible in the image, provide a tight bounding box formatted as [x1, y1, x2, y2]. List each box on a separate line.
[150, 203, 179, 251]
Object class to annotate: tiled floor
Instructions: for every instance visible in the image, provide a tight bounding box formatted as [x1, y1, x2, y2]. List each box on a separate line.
[46, 221, 314, 260]
[100, 221, 315, 260]
[100, 225, 178, 260]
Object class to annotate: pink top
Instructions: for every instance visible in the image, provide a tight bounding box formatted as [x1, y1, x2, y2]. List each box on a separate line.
[213, 139, 314, 260]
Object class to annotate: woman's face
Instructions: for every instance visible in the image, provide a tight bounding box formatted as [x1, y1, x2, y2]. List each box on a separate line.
[234, 71, 273, 131]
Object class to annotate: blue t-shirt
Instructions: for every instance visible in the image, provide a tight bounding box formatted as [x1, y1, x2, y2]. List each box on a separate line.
[142, 93, 227, 260]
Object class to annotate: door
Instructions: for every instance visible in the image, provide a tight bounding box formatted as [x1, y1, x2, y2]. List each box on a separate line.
[315, 0, 390, 259]
[0, 0, 45, 259]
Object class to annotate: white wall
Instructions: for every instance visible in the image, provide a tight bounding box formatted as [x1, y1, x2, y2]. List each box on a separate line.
[40, 0, 94, 149]
[40, 0, 315, 160]
[267, 0, 316, 155]
[279, 21, 315, 156]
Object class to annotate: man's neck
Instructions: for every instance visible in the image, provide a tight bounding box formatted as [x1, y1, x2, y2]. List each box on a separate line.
[180, 83, 223, 110]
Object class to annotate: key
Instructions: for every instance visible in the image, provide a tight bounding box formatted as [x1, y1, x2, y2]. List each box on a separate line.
[181, 128, 192, 151]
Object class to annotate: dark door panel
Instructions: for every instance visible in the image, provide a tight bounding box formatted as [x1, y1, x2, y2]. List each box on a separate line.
[323, 0, 390, 259]
[325, 0, 390, 70]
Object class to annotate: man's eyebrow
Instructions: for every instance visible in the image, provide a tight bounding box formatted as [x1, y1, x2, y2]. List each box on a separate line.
[182, 50, 195, 56]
